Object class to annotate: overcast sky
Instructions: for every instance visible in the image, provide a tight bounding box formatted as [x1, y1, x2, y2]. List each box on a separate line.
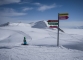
[0, 0, 83, 26]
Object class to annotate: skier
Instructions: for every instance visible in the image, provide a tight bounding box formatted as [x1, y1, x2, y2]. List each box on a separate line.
[23, 37, 27, 45]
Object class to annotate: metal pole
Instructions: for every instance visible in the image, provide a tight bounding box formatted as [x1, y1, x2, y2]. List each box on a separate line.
[57, 13, 59, 46]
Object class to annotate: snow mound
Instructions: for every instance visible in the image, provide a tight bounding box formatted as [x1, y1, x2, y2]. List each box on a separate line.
[32, 21, 48, 28]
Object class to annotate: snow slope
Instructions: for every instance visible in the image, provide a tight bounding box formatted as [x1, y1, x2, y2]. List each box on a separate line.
[0, 46, 83, 60]
[0, 22, 83, 60]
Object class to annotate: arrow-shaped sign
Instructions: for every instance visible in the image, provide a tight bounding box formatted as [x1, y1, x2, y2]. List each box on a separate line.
[47, 20, 58, 22]
[59, 16, 69, 20]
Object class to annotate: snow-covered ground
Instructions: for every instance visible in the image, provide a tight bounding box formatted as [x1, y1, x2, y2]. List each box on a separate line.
[0, 22, 83, 60]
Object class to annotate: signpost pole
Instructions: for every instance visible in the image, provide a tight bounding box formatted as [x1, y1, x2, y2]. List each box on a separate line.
[47, 13, 69, 47]
[57, 13, 59, 47]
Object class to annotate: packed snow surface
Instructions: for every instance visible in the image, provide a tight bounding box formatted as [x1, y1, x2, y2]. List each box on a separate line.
[0, 22, 83, 60]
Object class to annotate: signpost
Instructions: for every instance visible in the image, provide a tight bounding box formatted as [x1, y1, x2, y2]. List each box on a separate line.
[47, 13, 69, 47]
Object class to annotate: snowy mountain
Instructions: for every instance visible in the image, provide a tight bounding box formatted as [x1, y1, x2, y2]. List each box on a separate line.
[70, 26, 83, 29]
[0, 22, 9, 27]
[9, 22, 31, 27]
[32, 20, 48, 28]
[0, 21, 83, 60]
[0, 22, 31, 27]
[1, 21, 83, 29]
[0, 21, 48, 28]
[62, 26, 83, 29]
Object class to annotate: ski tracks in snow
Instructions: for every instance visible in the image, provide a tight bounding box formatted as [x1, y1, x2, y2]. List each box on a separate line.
[13, 30, 32, 41]
[0, 28, 32, 41]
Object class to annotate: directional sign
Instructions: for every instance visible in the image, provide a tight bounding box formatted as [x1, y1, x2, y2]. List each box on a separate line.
[48, 22, 58, 25]
[49, 26, 58, 28]
[47, 20, 58, 22]
[59, 13, 68, 16]
[59, 16, 69, 20]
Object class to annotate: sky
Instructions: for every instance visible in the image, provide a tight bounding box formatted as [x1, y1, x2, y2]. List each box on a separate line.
[0, 0, 83, 26]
